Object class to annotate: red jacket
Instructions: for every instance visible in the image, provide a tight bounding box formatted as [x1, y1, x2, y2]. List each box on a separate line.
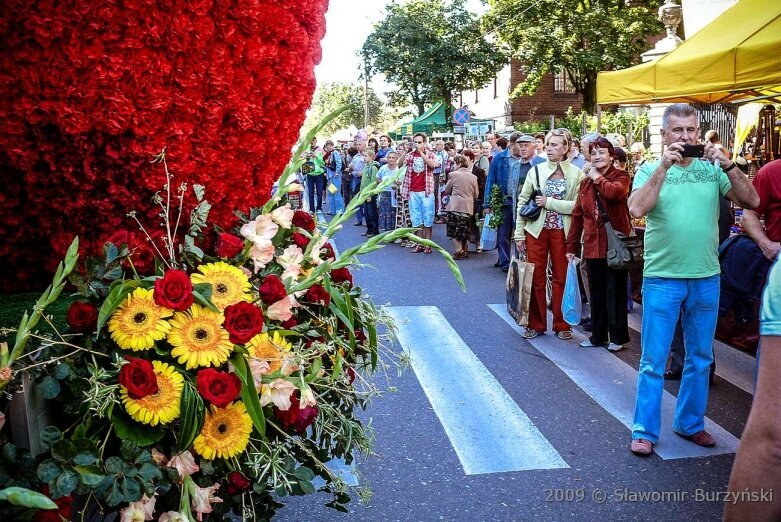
[566, 166, 632, 259]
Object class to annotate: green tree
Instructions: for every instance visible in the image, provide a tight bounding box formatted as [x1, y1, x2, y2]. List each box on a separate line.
[483, 0, 662, 113]
[362, 0, 501, 125]
[304, 82, 386, 136]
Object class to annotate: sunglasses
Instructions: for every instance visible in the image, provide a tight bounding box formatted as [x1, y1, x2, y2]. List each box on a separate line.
[414, 140, 424, 144]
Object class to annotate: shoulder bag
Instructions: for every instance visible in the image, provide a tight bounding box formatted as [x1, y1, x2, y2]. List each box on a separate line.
[518, 166, 543, 221]
[593, 187, 643, 270]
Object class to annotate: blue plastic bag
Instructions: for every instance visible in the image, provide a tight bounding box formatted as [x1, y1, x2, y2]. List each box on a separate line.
[479, 214, 497, 251]
[562, 258, 582, 326]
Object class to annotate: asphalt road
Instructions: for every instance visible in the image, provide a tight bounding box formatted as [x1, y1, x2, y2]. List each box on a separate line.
[278, 218, 755, 522]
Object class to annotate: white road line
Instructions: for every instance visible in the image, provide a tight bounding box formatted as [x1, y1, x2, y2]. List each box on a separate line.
[386, 306, 569, 475]
[628, 303, 756, 395]
[489, 305, 740, 460]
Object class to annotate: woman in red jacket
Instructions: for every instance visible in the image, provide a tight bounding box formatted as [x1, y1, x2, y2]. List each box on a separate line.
[566, 137, 632, 352]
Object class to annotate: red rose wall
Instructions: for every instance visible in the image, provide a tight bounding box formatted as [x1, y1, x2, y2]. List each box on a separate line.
[0, 0, 328, 291]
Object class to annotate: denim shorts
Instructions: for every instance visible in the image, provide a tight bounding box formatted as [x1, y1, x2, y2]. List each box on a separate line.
[408, 191, 435, 228]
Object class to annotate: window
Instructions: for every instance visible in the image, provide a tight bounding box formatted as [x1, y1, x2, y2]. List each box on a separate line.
[553, 70, 576, 94]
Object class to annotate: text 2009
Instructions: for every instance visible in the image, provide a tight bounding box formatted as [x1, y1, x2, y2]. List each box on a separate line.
[545, 489, 586, 502]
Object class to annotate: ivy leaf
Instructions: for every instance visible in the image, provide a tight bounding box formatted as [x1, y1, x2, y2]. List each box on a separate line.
[104, 457, 127, 476]
[55, 470, 79, 496]
[294, 466, 315, 481]
[75, 465, 105, 487]
[104, 481, 124, 506]
[53, 363, 71, 380]
[136, 463, 162, 483]
[38, 376, 60, 399]
[51, 440, 75, 463]
[120, 477, 142, 502]
[37, 460, 62, 483]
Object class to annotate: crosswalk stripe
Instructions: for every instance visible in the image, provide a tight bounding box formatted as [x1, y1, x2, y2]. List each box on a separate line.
[627, 303, 756, 395]
[489, 304, 740, 460]
[386, 306, 569, 475]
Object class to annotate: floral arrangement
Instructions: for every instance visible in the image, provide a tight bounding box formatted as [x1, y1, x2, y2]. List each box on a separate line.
[0, 0, 327, 292]
[0, 115, 464, 520]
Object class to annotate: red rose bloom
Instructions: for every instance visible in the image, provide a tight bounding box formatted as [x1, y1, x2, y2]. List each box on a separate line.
[196, 368, 242, 408]
[66, 301, 98, 333]
[280, 317, 298, 329]
[225, 471, 252, 495]
[154, 269, 194, 311]
[119, 357, 159, 399]
[290, 232, 310, 249]
[223, 301, 264, 344]
[330, 267, 353, 288]
[216, 232, 245, 259]
[291, 210, 315, 232]
[32, 486, 73, 522]
[273, 392, 318, 434]
[305, 284, 330, 307]
[258, 274, 287, 305]
[321, 242, 336, 260]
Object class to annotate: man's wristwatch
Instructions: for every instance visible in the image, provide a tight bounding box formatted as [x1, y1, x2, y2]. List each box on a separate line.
[722, 162, 738, 172]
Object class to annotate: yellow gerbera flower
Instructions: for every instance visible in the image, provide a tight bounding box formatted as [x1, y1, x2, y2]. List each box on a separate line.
[247, 331, 293, 374]
[108, 288, 173, 351]
[121, 361, 183, 426]
[190, 262, 251, 311]
[193, 401, 253, 460]
[168, 304, 234, 370]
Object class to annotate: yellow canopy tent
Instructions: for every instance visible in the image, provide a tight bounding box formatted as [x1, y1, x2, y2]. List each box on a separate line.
[596, 0, 781, 105]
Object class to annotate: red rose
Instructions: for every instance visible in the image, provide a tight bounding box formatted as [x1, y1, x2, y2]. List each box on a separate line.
[196, 368, 242, 408]
[216, 232, 245, 259]
[321, 242, 336, 260]
[273, 392, 318, 434]
[305, 284, 330, 307]
[291, 210, 315, 232]
[258, 274, 287, 305]
[291, 232, 310, 249]
[119, 357, 159, 399]
[330, 267, 353, 288]
[225, 471, 252, 495]
[223, 301, 264, 344]
[280, 317, 298, 329]
[154, 269, 194, 311]
[66, 301, 98, 334]
[32, 486, 73, 522]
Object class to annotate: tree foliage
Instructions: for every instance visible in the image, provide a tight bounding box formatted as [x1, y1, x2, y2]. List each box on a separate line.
[304, 82, 386, 136]
[483, 0, 663, 113]
[362, 0, 501, 124]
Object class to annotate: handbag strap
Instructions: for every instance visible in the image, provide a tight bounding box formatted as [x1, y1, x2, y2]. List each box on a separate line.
[592, 184, 638, 236]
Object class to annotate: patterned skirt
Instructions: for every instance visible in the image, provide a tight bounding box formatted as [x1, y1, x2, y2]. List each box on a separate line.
[395, 197, 411, 229]
[446, 211, 473, 241]
[378, 192, 396, 231]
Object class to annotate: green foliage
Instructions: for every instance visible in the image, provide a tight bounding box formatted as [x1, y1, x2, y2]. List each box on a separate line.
[488, 185, 505, 229]
[514, 107, 650, 145]
[363, 0, 502, 120]
[484, 0, 663, 113]
[304, 82, 386, 136]
[0, 487, 57, 510]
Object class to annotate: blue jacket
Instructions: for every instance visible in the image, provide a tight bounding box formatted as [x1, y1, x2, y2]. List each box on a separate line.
[484, 149, 511, 206]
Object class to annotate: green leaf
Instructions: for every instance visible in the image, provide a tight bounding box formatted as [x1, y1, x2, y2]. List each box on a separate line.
[51, 440, 75, 463]
[120, 477, 142, 502]
[136, 463, 161, 483]
[103, 242, 119, 264]
[104, 480, 123, 506]
[193, 283, 212, 299]
[73, 452, 97, 466]
[298, 480, 316, 495]
[53, 363, 71, 380]
[111, 409, 165, 446]
[55, 469, 79, 496]
[38, 376, 60, 399]
[192, 290, 219, 313]
[105, 457, 127, 475]
[2, 443, 16, 463]
[75, 465, 105, 487]
[230, 353, 266, 438]
[0, 487, 58, 510]
[37, 460, 62, 483]
[294, 466, 315, 481]
[176, 383, 204, 452]
[193, 184, 205, 202]
[97, 280, 142, 333]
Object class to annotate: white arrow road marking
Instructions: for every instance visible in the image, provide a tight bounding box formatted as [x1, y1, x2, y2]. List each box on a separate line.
[490, 304, 740, 460]
[386, 306, 569, 475]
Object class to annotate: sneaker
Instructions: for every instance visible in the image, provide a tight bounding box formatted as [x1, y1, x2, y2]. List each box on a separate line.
[674, 430, 716, 447]
[630, 438, 654, 456]
[579, 339, 604, 348]
[607, 343, 625, 352]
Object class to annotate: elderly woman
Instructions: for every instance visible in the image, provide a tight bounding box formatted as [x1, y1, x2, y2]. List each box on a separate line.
[566, 137, 632, 352]
[514, 128, 584, 340]
[444, 154, 479, 260]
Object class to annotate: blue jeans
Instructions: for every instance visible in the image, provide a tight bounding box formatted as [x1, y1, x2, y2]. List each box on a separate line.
[327, 171, 344, 215]
[307, 174, 324, 211]
[632, 275, 720, 443]
[496, 204, 514, 268]
[351, 176, 363, 224]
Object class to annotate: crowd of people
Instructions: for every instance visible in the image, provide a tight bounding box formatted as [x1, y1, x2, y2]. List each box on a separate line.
[302, 103, 780, 478]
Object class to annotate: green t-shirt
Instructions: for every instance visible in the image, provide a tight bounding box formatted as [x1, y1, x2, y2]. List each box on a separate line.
[760, 258, 781, 336]
[633, 159, 731, 278]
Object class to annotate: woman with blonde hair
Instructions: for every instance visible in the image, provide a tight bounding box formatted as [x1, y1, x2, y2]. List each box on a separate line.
[514, 128, 585, 340]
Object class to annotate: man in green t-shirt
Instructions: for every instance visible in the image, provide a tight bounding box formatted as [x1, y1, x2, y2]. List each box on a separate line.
[628, 103, 759, 457]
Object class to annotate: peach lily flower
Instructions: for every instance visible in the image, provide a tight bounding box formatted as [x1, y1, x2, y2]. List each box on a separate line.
[271, 205, 295, 229]
[260, 378, 297, 410]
